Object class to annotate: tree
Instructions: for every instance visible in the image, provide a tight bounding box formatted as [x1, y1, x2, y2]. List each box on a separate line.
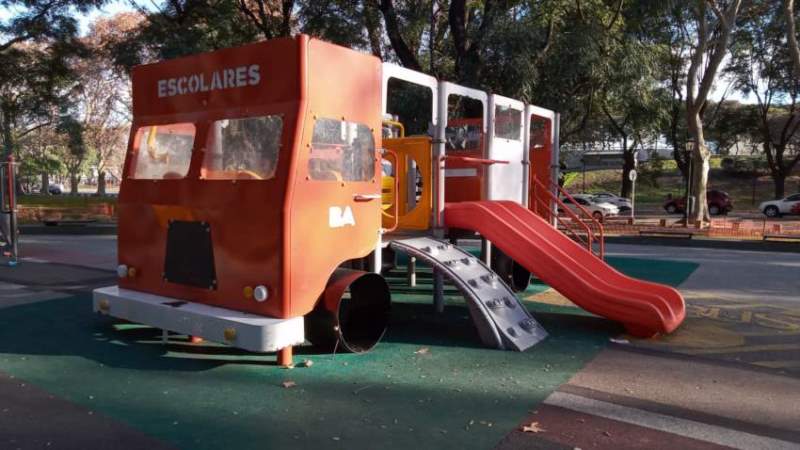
[0, 0, 104, 160]
[116, 0, 262, 67]
[704, 101, 757, 156]
[729, 0, 800, 198]
[237, 0, 295, 39]
[684, 0, 742, 223]
[56, 114, 86, 194]
[16, 121, 67, 193]
[596, 4, 669, 198]
[81, 13, 141, 194]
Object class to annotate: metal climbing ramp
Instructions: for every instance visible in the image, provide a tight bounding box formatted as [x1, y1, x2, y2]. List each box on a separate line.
[389, 237, 547, 351]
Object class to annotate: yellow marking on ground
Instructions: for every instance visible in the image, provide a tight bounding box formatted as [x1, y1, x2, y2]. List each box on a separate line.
[685, 305, 800, 331]
[635, 321, 744, 348]
[753, 313, 800, 332]
[682, 343, 800, 355]
[695, 303, 776, 310]
[739, 330, 800, 337]
[691, 306, 721, 319]
[525, 288, 577, 307]
[752, 360, 800, 369]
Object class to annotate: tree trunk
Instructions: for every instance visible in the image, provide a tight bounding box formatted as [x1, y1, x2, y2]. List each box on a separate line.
[364, 2, 383, 58]
[97, 170, 107, 196]
[672, 146, 689, 180]
[40, 172, 49, 195]
[1, 107, 13, 159]
[773, 171, 786, 199]
[70, 174, 80, 195]
[620, 138, 634, 198]
[785, 0, 800, 81]
[686, 107, 710, 223]
[380, 0, 422, 71]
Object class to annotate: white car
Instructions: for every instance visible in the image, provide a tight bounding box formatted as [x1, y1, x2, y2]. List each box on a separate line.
[759, 193, 800, 218]
[560, 194, 619, 221]
[591, 192, 632, 211]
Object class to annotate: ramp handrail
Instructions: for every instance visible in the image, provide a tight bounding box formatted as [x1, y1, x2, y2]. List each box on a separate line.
[530, 177, 593, 254]
[530, 175, 604, 259]
[557, 185, 604, 259]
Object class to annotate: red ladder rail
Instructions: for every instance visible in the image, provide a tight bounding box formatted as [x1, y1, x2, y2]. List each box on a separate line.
[530, 175, 604, 259]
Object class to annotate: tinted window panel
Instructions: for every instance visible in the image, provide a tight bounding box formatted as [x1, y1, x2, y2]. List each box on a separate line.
[131, 123, 195, 179]
[309, 118, 376, 182]
[203, 115, 282, 180]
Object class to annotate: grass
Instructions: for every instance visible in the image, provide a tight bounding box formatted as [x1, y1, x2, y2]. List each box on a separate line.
[565, 156, 800, 210]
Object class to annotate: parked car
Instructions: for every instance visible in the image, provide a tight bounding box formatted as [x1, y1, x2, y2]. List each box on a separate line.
[759, 193, 800, 218]
[48, 183, 65, 195]
[663, 190, 732, 215]
[560, 194, 619, 221]
[591, 192, 632, 212]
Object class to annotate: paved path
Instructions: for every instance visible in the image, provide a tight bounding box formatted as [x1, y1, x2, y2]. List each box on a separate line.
[500, 243, 800, 449]
[604, 243, 800, 307]
[603, 244, 800, 376]
[15, 235, 117, 270]
[498, 347, 800, 450]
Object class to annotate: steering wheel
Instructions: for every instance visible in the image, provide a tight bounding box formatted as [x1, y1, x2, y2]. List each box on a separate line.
[162, 171, 183, 179]
[235, 169, 263, 180]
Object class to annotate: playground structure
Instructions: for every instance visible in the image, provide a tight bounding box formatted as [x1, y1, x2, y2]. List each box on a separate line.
[1, 155, 19, 266]
[92, 35, 685, 366]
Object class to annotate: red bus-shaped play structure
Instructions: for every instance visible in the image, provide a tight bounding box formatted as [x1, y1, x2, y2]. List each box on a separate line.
[94, 35, 685, 366]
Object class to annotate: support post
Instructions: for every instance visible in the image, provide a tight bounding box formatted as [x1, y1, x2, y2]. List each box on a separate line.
[372, 232, 382, 274]
[278, 346, 293, 367]
[481, 238, 492, 268]
[550, 113, 561, 227]
[433, 269, 444, 313]
[407, 256, 417, 287]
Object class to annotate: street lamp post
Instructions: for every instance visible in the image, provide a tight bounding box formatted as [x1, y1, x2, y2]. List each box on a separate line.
[684, 140, 695, 225]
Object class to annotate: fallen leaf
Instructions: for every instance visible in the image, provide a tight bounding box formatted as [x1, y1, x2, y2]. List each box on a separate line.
[521, 421, 546, 433]
[282, 380, 297, 388]
[414, 347, 430, 355]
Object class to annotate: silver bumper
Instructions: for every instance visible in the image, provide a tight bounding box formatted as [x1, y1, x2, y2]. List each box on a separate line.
[93, 286, 304, 353]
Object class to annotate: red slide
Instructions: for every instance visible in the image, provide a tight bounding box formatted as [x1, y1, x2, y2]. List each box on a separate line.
[444, 200, 685, 337]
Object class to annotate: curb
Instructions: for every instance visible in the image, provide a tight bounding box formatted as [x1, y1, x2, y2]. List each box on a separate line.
[606, 235, 800, 253]
[16, 225, 800, 253]
[20, 224, 117, 236]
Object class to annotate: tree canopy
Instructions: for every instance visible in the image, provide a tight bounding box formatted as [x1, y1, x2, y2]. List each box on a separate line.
[2, 0, 798, 203]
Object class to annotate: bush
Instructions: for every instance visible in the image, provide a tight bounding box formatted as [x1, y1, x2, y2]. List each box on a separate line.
[720, 156, 769, 177]
[638, 154, 665, 188]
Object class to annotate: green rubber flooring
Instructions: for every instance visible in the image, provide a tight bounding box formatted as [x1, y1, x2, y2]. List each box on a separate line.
[0, 256, 697, 450]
